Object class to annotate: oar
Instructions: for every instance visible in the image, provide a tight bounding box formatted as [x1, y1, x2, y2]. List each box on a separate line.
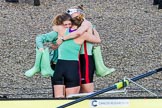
[57, 67, 162, 108]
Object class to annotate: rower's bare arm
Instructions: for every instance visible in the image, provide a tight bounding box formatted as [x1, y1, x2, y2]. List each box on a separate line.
[84, 28, 101, 43]
[63, 20, 92, 40]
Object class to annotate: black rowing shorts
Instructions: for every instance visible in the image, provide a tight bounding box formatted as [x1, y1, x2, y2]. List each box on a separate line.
[53, 59, 81, 88]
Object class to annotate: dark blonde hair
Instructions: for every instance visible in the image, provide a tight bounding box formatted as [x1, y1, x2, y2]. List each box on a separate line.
[52, 13, 72, 26]
[72, 14, 84, 27]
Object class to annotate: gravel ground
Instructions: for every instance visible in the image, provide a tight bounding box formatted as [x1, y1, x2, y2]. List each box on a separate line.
[0, 0, 162, 99]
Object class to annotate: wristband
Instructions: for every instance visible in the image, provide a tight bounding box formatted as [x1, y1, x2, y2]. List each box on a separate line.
[60, 36, 64, 41]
